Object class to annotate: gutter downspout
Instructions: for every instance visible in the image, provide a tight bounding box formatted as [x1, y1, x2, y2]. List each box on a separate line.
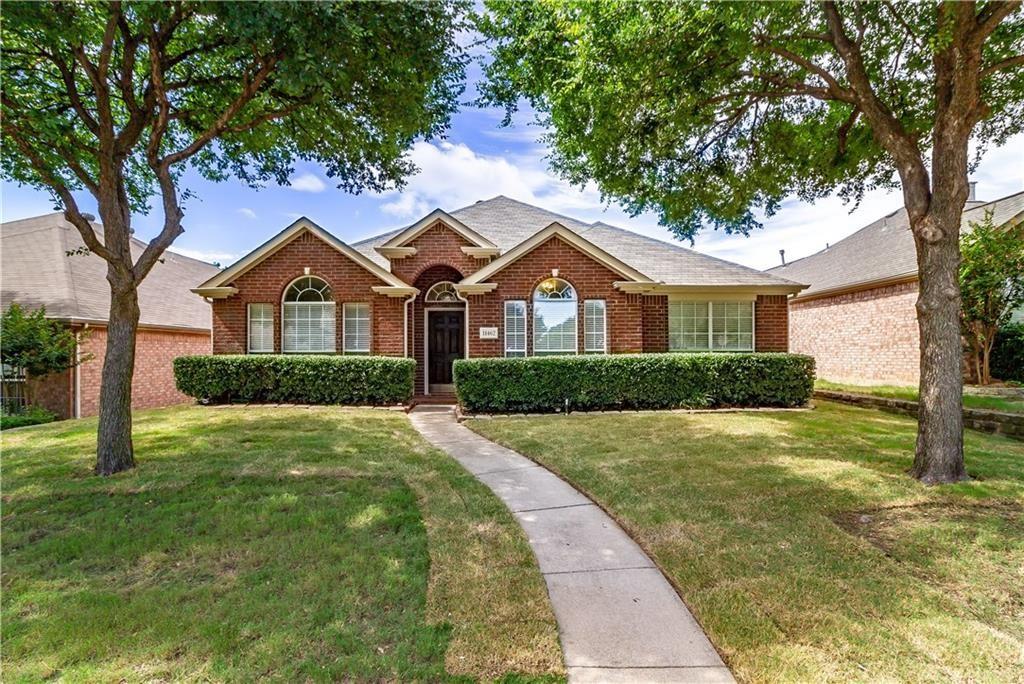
[403, 294, 415, 358]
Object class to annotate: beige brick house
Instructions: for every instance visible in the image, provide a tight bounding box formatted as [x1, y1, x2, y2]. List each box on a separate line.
[1, 213, 219, 419]
[768, 189, 1024, 385]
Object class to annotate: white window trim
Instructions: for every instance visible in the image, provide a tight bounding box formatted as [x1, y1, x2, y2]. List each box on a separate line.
[247, 303, 275, 354]
[342, 302, 371, 354]
[583, 299, 607, 353]
[668, 300, 756, 352]
[504, 300, 527, 357]
[281, 275, 336, 354]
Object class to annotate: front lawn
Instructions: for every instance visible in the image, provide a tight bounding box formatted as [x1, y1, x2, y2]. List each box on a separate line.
[2, 406, 563, 682]
[817, 379, 1024, 414]
[469, 401, 1024, 683]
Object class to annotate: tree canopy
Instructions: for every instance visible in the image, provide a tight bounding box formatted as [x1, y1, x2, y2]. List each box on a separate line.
[479, 1, 1024, 239]
[1, 304, 84, 379]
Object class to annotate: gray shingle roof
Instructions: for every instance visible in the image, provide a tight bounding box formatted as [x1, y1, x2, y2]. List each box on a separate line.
[354, 195, 802, 288]
[1, 213, 219, 331]
[767, 190, 1024, 298]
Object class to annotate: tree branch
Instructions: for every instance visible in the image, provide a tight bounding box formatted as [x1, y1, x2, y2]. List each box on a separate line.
[981, 53, 1024, 77]
[972, 0, 1022, 44]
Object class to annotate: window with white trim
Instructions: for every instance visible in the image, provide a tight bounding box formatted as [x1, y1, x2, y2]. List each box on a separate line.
[584, 300, 607, 353]
[343, 303, 371, 354]
[283, 276, 335, 353]
[533, 278, 577, 355]
[505, 300, 527, 357]
[248, 303, 274, 353]
[425, 281, 460, 303]
[668, 300, 753, 351]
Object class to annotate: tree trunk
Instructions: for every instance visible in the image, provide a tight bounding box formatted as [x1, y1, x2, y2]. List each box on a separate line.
[95, 274, 140, 475]
[911, 213, 967, 484]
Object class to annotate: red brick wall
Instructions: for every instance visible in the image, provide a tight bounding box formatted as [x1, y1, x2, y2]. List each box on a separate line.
[26, 370, 73, 420]
[390, 222, 489, 284]
[76, 326, 211, 417]
[755, 295, 789, 352]
[642, 295, 669, 352]
[788, 280, 920, 385]
[211, 230, 404, 356]
[465, 235, 645, 358]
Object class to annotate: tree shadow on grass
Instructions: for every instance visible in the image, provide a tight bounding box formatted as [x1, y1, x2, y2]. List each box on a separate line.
[1, 411, 466, 682]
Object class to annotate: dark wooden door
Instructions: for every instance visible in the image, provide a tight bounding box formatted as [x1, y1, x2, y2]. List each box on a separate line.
[428, 311, 464, 385]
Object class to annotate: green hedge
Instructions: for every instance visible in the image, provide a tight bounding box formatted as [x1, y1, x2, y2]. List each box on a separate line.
[174, 355, 415, 405]
[991, 322, 1024, 383]
[453, 353, 816, 413]
[0, 405, 56, 430]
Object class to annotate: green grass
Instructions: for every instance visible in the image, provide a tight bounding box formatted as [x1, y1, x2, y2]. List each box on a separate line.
[468, 402, 1024, 683]
[2, 406, 563, 682]
[816, 379, 1024, 414]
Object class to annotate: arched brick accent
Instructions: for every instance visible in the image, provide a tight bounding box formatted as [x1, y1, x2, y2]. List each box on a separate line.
[412, 264, 465, 394]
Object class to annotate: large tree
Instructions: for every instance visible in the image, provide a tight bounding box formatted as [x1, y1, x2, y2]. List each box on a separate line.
[479, 0, 1024, 483]
[2, 1, 467, 474]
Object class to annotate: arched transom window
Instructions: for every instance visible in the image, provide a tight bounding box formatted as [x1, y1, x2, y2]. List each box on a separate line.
[533, 278, 577, 355]
[283, 276, 335, 352]
[425, 281, 460, 303]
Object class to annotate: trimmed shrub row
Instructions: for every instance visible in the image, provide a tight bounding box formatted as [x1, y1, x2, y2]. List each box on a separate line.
[453, 353, 816, 414]
[174, 355, 415, 405]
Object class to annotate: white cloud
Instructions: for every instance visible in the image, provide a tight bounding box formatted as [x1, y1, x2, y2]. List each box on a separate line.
[236, 207, 257, 220]
[288, 172, 326, 193]
[371, 133, 1023, 270]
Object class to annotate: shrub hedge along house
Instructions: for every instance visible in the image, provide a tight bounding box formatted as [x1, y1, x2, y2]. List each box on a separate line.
[192, 196, 807, 400]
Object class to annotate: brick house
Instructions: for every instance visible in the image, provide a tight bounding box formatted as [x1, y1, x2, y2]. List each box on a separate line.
[1, 213, 219, 419]
[768, 188, 1024, 386]
[194, 196, 805, 397]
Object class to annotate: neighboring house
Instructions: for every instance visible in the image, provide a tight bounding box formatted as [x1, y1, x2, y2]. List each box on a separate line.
[768, 188, 1024, 386]
[193, 196, 805, 397]
[1, 213, 219, 418]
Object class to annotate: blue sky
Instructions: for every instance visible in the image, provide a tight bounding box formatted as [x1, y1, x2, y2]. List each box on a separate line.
[3, 54, 1022, 271]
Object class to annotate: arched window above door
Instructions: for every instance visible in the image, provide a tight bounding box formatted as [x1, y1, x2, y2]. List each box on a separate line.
[425, 281, 460, 303]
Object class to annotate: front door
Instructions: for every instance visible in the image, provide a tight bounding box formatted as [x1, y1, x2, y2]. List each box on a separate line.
[428, 310, 464, 389]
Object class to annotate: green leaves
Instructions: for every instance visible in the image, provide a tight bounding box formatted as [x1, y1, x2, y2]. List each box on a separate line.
[173, 355, 416, 405]
[1, 1, 470, 203]
[453, 353, 816, 413]
[960, 213, 1024, 331]
[477, 1, 1024, 239]
[0, 303, 83, 378]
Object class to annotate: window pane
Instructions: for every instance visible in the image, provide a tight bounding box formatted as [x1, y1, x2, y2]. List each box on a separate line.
[584, 300, 606, 353]
[343, 303, 370, 353]
[668, 301, 709, 351]
[283, 302, 336, 353]
[248, 303, 274, 353]
[711, 301, 753, 351]
[505, 300, 526, 357]
[534, 300, 577, 355]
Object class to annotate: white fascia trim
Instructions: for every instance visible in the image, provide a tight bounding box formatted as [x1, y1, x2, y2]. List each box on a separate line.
[461, 246, 501, 258]
[375, 246, 417, 260]
[462, 222, 651, 285]
[194, 217, 411, 293]
[454, 283, 498, 295]
[191, 286, 239, 299]
[371, 286, 420, 298]
[380, 208, 497, 250]
[618, 283, 806, 296]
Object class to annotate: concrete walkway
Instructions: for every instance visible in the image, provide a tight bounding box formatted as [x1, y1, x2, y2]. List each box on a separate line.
[408, 406, 734, 684]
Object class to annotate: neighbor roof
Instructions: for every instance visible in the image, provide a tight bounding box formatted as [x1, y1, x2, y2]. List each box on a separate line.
[768, 190, 1024, 298]
[1, 213, 219, 331]
[354, 195, 803, 290]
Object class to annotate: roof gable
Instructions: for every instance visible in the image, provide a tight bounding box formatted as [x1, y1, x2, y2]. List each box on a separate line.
[379, 208, 497, 251]
[461, 222, 651, 284]
[194, 217, 409, 297]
